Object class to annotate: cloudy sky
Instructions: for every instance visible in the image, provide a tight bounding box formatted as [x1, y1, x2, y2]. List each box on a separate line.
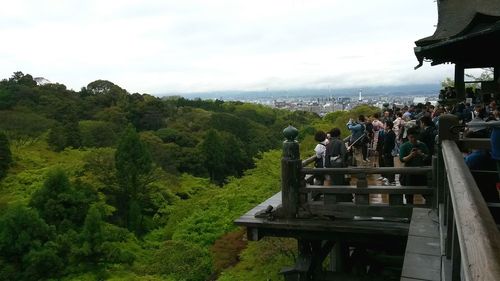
[0, 0, 454, 95]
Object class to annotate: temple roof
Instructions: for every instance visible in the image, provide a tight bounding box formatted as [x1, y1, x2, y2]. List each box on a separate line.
[414, 0, 500, 67]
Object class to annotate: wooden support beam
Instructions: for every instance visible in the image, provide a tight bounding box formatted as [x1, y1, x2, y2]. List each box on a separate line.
[426, 170, 434, 208]
[455, 64, 465, 100]
[437, 148, 445, 205]
[282, 239, 336, 281]
[431, 156, 438, 209]
[451, 220, 461, 281]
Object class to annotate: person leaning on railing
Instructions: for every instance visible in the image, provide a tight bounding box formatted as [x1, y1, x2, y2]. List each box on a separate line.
[347, 115, 369, 163]
[399, 127, 429, 204]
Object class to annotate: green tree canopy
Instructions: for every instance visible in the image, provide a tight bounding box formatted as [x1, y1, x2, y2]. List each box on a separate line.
[115, 125, 153, 234]
[0, 205, 54, 263]
[201, 129, 225, 184]
[29, 169, 97, 230]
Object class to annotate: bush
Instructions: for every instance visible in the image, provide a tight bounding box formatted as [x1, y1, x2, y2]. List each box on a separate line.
[79, 120, 118, 148]
[147, 240, 211, 281]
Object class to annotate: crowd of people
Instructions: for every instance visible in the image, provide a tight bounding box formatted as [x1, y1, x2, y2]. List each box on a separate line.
[312, 98, 500, 203]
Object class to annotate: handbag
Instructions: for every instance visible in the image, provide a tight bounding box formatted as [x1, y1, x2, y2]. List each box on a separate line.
[391, 142, 400, 157]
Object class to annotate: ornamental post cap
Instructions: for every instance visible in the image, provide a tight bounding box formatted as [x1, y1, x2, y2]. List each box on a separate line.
[283, 125, 298, 141]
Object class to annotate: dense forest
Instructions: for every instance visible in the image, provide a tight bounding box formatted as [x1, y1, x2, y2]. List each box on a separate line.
[0, 72, 378, 280]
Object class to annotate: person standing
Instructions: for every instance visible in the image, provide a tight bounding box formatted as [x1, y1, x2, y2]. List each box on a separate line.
[347, 115, 368, 163]
[419, 115, 437, 158]
[325, 128, 348, 169]
[372, 113, 385, 167]
[381, 120, 396, 185]
[313, 130, 328, 185]
[393, 111, 405, 144]
[326, 128, 351, 202]
[399, 128, 429, 204]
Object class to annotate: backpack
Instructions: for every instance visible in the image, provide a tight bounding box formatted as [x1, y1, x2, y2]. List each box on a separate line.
[364, 123, 374, 141]
[325, 138, 346, 168]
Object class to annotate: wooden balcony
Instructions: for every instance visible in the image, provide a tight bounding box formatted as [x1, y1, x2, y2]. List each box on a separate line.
[235, 114, 500, 281]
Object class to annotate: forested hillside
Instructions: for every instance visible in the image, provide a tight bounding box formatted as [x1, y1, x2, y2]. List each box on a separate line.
[0, 72, 324, 281]
[0, 72, 379, 280]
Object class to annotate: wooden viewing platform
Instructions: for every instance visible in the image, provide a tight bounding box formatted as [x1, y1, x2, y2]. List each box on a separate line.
[236, 1, 500, 278]
[235, 114, 500, 281]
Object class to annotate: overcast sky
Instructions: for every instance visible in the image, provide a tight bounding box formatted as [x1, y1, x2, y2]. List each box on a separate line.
[0, 0, 455, 95]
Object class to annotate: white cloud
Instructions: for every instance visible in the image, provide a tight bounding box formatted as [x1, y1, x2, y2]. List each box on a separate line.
[0, 0, 451, 94]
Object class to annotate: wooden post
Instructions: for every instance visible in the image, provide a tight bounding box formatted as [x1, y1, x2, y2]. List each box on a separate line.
[438, 114, 459, 142]
[446, 192, 453, 260]
[455, 64, 465, 100]
[355, 173, 369, 205]
[282, 125, 301, 219]
[437, 147, 445, 204]
[451, 220, 462, 281]
[430, 157, 437, 209]
[329, 241, 348, 273]
[439, 114, 459, 260]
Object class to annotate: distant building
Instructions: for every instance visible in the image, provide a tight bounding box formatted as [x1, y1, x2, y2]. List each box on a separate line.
[273, 100, 287, 108]
[34, 77, 50, 85]
[413, 97, 426, 104]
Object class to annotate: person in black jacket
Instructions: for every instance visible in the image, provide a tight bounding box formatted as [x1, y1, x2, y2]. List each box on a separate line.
[419, 115, 436, 159]
[381, 120, 396, 185]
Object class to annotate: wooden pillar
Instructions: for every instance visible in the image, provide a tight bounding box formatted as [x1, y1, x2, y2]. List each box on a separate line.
[437, 146, 445, 204]
[446, 191, 453, 260]
[455, 64, 465, 100]
[282, 125, 301, 219]
[431, 156, 438, 209]
[451, 220, 462, 280]
[355, 173, 369, 205]
[329, 242, 348, 273]
[494, 65, 500, 82]
[436, 114, 459, 207]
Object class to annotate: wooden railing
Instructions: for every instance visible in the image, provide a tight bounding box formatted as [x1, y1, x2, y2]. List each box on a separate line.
[437, 115, 500, 281]
[280, 126, 435, 221]
[298, 166, 433, 220]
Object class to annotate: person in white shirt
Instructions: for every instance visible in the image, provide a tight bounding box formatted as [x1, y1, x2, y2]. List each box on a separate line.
[313, 130, 328, 185]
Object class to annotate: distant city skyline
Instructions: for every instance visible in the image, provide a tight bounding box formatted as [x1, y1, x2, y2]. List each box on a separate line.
[1, 1, 456, 94]
[180, 83, 441, 100]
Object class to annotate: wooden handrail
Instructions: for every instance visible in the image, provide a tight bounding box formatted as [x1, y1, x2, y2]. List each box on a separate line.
[302, 155, 317, 167]
[441, 140, 500, 281]
[301, 166, 432, 175]
[301, 186, 433, 195]
[302, 135, 350, 167]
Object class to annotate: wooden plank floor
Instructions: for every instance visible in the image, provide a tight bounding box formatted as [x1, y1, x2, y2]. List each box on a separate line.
[235, 191, 410, 238]
[401, 208, 441, 281]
